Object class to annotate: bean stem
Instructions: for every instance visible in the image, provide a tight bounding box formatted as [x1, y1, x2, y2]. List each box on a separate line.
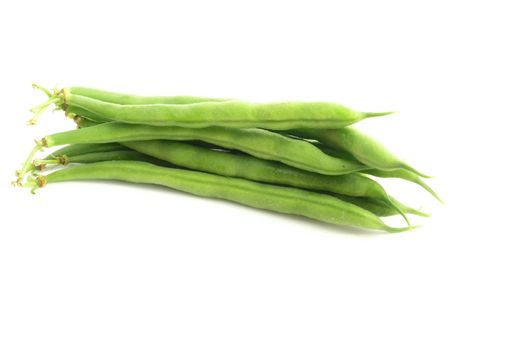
[15, 140, 44, 186]
[27, 85, 65, 125]
[32, 83, 52, 97]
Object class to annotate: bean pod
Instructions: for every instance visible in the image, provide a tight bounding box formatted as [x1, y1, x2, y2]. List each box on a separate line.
[40, 122, 369, 175]
[287, 127, 429, 177]
[124, 140, 408, 223]
[28, 160, 411, 233]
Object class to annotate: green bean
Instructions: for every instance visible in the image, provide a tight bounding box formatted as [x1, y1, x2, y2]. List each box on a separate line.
[29, 85, 393, 128]
[76, 118, 222, 151]
[16, 121, 367, 183]
[123, 140, 409, 224]
[363, 168, 443, 203]
[67, 105, 111, 123]
[27, 160, 412, 233]
[296, 138, 442, 204]
[390, 197, 430, 217]
[28, 84, 228, 125]
[44, 143, 127, 160]
[69, 86, 229, 105]
[342, 196, 430, 217]
[287, 127, 430, 178]
[34, 150, 167, 168]
[68, 93, 392, 129]
[30, 143, 130, 171]
[74, 116, 103, 128]
[75, 118, 225, 151]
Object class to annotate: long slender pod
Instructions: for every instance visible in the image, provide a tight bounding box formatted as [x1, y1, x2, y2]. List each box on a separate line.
[29, 85, 393, 128]
[27, 161, 411, 233]
[44, 143, 128, 160]
[69, 86, 229, 105]
[67, 106, 112, 123]
[304, 141, 442, 203]
[363, 168, 443, 203]
[30, 143, 130, 171]
[28, 84, 227, 125]
[17, 122, 367, 182]
[35, 150, 169, 168]
[124, 140, 409, 224]
[342, 196, 430, 217]
[287, 127, 430, 178]
[66, 94, 392, 129]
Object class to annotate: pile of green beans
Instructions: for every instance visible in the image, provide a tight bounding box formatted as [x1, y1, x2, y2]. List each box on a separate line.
[15, 84, 441, 233]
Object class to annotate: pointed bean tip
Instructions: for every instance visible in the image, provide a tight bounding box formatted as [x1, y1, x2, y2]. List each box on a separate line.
[418, 172, 433, 179]
[415, 177, 443, 204]
[429, 188, 444, 204]
[384, 226, 408, 234]
[363, 110, 398, 119]
[403, 164, 432, 179]
[415, 211, 432, 218]
[391, 203, 411, 227]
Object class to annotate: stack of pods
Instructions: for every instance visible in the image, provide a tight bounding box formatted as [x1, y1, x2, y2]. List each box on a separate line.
[15, 85, 441, 233]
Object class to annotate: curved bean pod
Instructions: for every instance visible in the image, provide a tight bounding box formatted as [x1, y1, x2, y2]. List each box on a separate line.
[67, 105, 112, 123]
[69, 86, 229, 105]
[363, 168, 443, 203]
[287, 127, 430, 178]
[63, 92, 392, 129]
[123, 140, 408, 223]
[34, 150, 167, 168]
[40, 122, 368, 175]
[304, 142, 442, 203]
[342, 196, 430, 217]
[44, 143, 127, 160]
[28, 160, 411, 233]
[74, 117, 222, 150]
[30, 143, 129, 171]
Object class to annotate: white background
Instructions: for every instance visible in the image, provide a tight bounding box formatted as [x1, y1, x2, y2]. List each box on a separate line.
[1, 1, 524, 349]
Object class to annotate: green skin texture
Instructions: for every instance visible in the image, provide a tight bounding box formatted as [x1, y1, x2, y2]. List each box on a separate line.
[59, 150, 165, 166]
[363, 168, 443, 203]
[64, 92, 388, 129]
[69, 86, 229, 105]
[68, 106, 112, 123]
[124, 140, 396, 206]
[42, 122, 369, 175]
[297, 136, 442, 203]
[343, 196, 430, 218]
[36, 139, 410, 223]
[288, 127, 429, 178]
[44, 143, 127, 160]
[37, 160, 410, 233]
